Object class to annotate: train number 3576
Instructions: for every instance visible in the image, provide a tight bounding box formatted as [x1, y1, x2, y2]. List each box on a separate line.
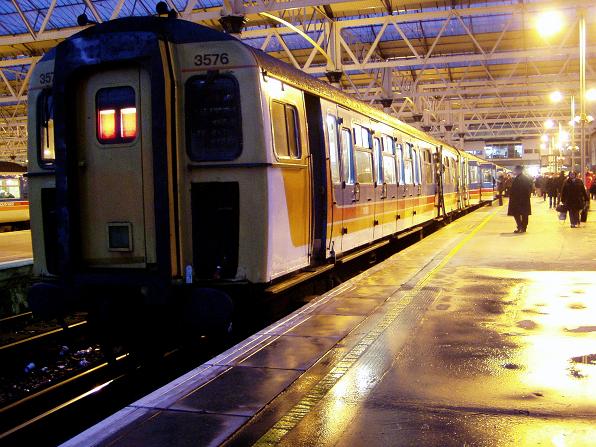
[194, 53, 229, 66]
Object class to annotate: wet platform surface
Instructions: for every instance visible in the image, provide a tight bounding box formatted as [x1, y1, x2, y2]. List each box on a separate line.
[0, 230, 32, 266]
[63, 199, 596, 447]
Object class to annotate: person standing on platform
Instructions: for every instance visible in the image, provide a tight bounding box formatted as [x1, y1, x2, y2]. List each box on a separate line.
[561, 171, 589, 228]
[508, 165, 533, 233]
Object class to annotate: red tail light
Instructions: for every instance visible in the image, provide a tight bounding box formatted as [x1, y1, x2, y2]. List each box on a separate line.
[98, 109, 116, 140]
[120, 107, 137, 139]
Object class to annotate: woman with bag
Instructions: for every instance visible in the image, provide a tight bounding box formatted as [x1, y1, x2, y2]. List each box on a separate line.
[560, 171, 589, 228]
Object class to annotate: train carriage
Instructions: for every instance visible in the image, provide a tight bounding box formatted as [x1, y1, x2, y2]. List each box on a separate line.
[26, 16, 501, 324]
[0, 161, 29, 229]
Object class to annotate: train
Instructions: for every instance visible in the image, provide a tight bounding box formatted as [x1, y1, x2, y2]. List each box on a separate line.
[0, 161, 29, 231]
[26, 15, 501, 331]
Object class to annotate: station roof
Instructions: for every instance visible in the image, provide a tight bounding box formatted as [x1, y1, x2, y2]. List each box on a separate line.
[0, 0, 595, 163]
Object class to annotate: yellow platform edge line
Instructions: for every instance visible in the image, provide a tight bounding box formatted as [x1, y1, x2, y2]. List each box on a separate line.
[251, 208, 498, 447]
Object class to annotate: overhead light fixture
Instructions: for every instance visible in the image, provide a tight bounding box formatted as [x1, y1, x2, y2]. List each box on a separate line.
[536, 11, 564, 39]
[549, 91, 563, 103]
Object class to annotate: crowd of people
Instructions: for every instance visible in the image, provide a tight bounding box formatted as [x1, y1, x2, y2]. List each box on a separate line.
[497, 167, 593, 232]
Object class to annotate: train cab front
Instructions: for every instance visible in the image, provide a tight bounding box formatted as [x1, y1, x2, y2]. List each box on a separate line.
[27, 17, 234, 337]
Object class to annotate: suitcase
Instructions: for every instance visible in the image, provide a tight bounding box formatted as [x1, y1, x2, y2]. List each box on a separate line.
[581, 203, 589, 222]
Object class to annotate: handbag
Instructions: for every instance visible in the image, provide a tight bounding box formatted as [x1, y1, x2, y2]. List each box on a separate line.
[555, 204, 567, 213]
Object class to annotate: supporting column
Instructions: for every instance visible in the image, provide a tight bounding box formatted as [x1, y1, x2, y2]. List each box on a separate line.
[325, 21, 343, 88]
[579, 8, 587, 176]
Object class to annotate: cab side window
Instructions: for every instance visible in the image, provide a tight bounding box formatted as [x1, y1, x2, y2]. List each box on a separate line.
[38, 89, 55, 166]
[271, 101, 301, 159]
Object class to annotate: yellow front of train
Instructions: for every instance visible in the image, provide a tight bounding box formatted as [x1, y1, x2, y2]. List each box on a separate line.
[25, 16, 279, 334]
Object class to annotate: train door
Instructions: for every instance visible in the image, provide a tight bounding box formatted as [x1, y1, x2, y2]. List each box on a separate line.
[461, 157, 470, 207]
[352, 121, 375, 244]
[468, 161, 480, 204]
[418, 148, 434, 221]
[453, 154, 462, 210]
[336, 108, 358, 253]
[372, 134, 384, 240]
[411, 145, 422, 224]
[268, 95, 312, 274]
[396, 141, 407, 230]
[76, 68, 155, 268]
[403, 142, 417, 225]
[324, 107, 343, 258]
[381, 134, 398, 236]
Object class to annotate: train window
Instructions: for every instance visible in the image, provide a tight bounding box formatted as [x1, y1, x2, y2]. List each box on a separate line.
[381, 135, 394, 155]
[0, 177, 21, 199]
[96, 86, 137, 144]
[422, 149, 434, 184]
[443, 158, 450, 184]
[483, 169, 493, 184]
[396, 144, 404, 183]
[412, 149, 421, 185]
[353, 123, 371, 149]
[469, 166, 479, 183]
[327, 115, 340, 184]
[403, 143, 413, 184]
[373, 137, 382, 184]
[186, 74, 242, 161]
[38, 89, 55, 166]
[271, 101, 301, 159]
[355, 150, 373, 184]
[341, 128, 355, 185]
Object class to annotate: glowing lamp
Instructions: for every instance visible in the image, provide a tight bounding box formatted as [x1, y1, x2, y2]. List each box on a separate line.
[99, 109, 116, 140]
[550, 91, 563, 103]
[120, 107, 137, 139]
[536, 11, 564, 39]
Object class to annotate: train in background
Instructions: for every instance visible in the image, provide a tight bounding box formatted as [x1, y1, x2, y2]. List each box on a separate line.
[26, 15, 501, 332]
[0, 161, 29, 231]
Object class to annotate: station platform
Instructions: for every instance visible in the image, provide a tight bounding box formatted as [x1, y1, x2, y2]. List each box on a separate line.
[0, 230, 32, 267]
[63, 198, 596, 447]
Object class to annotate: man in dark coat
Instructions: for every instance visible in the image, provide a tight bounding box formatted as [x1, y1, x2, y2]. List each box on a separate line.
[507, 165, 533, 233]
[561, 171, 589, 228]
